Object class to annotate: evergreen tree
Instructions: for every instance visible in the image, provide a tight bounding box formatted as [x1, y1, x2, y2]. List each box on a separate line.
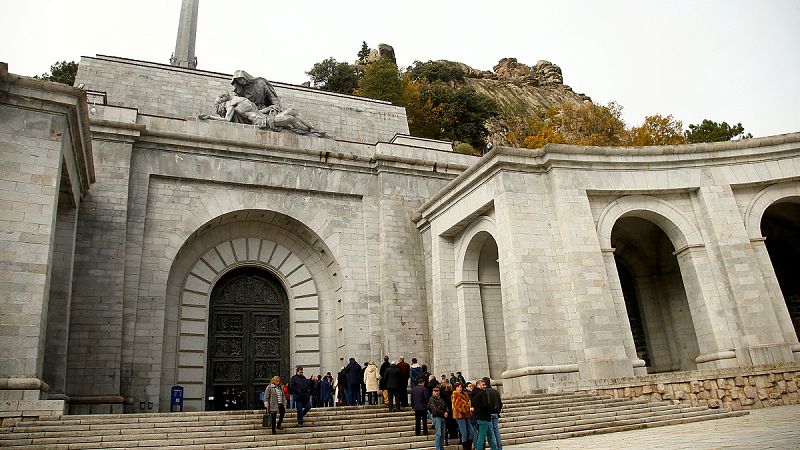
[357, 41, 371, 60]
[39, 60, 78, 86]
[685, 119, 752, 143]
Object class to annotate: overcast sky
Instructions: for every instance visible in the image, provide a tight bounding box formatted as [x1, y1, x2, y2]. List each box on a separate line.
[2, 0, 798, 137]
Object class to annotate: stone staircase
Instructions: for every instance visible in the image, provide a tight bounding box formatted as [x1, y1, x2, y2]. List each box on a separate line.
[0, 392, 747, 449]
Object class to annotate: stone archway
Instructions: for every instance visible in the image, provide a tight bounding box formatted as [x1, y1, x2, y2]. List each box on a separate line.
[596, 195, 735, 370]
[612, 216, 700, 372]
[454, 218, 507, 382]
[160, 210, 340, 411]
[744, 182, 800, 358]
[761, 201, 800, 339]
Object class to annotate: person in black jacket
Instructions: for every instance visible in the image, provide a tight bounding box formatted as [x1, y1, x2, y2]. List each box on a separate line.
[471, 379, 498, 450]
[289, 366, 312, 426]
[379, 355, 390, 406]
[428, 387, 448, 450]
[483, 377, 503, 449]
[344, 357, 362, 406]
[383, 361, 404, 412]
[411, 377, 430, 436]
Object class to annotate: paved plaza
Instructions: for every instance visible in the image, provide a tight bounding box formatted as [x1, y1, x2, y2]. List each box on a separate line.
[506, 405, 800, 450]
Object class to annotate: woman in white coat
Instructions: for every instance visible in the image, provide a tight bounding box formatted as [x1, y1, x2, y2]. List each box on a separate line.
[363, 361, 381, 405]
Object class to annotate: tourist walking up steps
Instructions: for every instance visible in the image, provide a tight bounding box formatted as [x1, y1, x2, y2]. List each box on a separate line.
[483, 377, 503, 450]
[397, 356, 411, 407]
[263, 376, 286, 434]
[472, 379, 498, 450]
[452, 381, 475, 449]
[411, 377, 430, 436]
[428, 387, 448, 450]
[289, 366, 312, 426]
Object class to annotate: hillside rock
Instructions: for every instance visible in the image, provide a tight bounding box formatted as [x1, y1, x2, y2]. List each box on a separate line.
[455, 58, 591, 146]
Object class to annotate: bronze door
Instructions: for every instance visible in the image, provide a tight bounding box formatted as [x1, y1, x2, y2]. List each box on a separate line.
[207, 268, 288, 410]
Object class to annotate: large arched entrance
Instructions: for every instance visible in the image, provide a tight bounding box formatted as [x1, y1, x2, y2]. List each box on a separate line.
[612, 216, 699, 373]
[761, 201, 800, 338]
[206, 267, 289, 410]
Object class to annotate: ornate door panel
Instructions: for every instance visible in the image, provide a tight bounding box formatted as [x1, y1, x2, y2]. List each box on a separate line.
[207, 269, 288, 410]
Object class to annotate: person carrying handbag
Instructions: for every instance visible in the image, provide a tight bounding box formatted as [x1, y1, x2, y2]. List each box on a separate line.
[263, 376, 286, 434]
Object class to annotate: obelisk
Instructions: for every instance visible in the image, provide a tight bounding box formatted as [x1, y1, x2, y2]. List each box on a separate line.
[170, 0, 199, 69]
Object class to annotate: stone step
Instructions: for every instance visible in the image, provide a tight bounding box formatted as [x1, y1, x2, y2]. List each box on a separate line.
[0, 393, 747, 450]
[500, 410, 748, 447]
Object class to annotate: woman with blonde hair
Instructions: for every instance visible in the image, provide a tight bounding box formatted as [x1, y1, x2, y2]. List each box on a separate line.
[263, 375, 286, 434]
[452, 382, 475, 450]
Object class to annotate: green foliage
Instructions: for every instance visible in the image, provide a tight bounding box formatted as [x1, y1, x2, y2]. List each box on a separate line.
[685, 119, 752, 143]
[39, 60, 78, 86]
[406, 60, 465, 84]
[356, 57, 405, 105]
[454, 142, 478, 155]
[628, 114, 686, 146]
[357, 41, 371, 60]
[306, 58, 359, 95]
[405, 78, 498, 148]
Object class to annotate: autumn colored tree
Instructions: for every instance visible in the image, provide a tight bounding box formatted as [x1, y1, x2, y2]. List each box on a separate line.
[356, 56, 405, 105]
[504, 101, 627, 148]
[38, 60, 78, 86]
[685, 119, 752, 143]
[306, 58, 359, 94]
[628, 114, 687, 146]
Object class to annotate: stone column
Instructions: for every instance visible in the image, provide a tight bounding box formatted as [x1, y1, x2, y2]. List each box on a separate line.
[428, 231, 459, 375]
[601, 249, 647, 375]
[454, 281, 490, 380]
[750, 237, 800, 360]
[548, 178, 633, 381]
[171, 0, 199, 69]
[695, 185, 793, 365]
[0, 70, 93, 418]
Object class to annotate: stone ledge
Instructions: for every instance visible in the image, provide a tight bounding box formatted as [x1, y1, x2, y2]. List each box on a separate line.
[576, 364, 800, 411]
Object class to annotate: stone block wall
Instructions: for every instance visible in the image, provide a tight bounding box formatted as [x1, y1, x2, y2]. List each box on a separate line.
[0, 104, 63, 383]
[583, 363, 800, 410]
[75, 55, 410, 144]
[67, 139, 132, 413]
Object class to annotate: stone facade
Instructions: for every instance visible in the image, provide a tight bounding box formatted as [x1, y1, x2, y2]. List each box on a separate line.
[416, 142, 800, 395]
[1, 56, 800, 417]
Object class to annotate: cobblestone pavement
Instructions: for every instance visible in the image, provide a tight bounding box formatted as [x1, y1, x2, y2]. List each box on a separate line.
[505, 404, 800, 449]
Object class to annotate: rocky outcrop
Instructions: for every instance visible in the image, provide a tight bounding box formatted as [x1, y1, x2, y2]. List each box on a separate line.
[452, 57, 591, 145]
[359, 43, 397, 66]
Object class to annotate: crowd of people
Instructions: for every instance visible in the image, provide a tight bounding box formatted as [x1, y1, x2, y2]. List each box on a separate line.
[260, 355, 503, 450]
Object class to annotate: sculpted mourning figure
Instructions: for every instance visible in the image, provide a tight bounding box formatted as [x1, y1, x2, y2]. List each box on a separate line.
[231, 70, 282, 111]
[199, 69, 325, 137]
[199, 91, 323, 136]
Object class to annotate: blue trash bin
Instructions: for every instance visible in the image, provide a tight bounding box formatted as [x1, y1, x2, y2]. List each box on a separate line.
[170, 385, 184, 412]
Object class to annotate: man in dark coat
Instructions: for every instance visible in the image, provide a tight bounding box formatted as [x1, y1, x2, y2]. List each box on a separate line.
[471, 379, 498, 450]
[383, 361, 404, 412]
[397, 356, 410, 407]
[289, 366, 312, 426]
[411, 377, 430, 436]
[483, 377, 503, 450]
[379, 355, 390, 406]
[344, 357, 362, 406]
